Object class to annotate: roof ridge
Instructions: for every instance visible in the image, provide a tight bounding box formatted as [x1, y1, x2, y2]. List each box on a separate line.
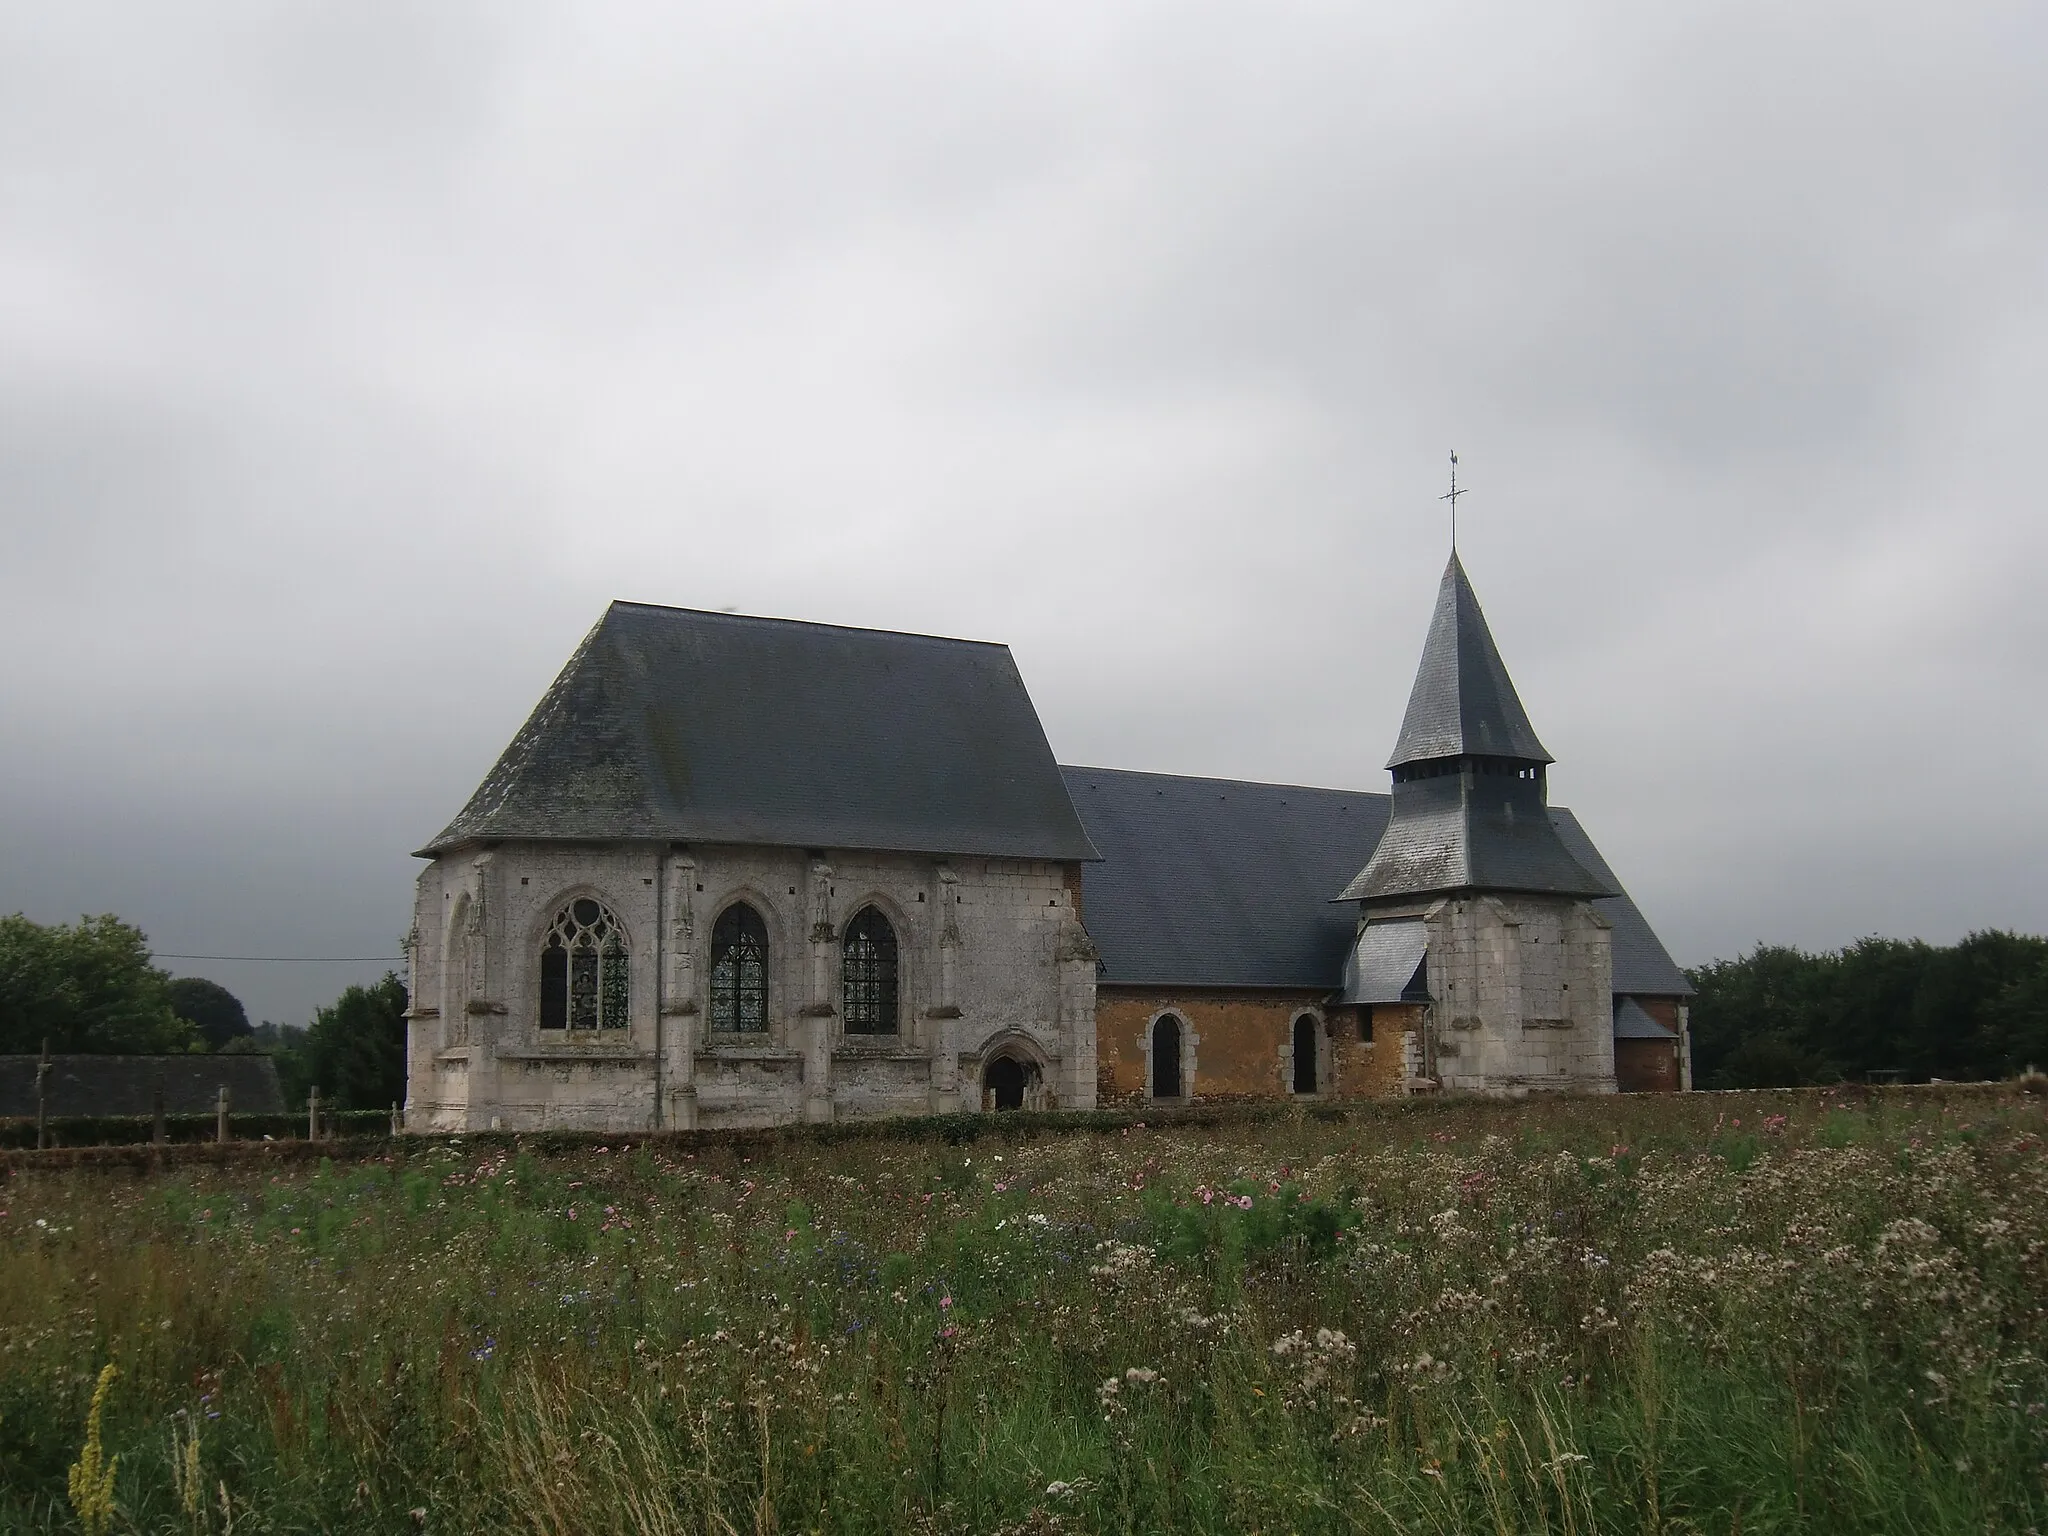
[604, 600, 1010, 651]
[1060, 764, 1386, 798]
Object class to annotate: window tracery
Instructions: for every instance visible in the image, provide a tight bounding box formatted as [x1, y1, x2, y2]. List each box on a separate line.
[709, 903, 769, 1033]
[841, 906, 899, 1034]
[540, 897, 629, 1031]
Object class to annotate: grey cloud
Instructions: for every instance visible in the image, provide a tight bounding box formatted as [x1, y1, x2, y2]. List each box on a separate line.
[2, 1, 2043, 1025]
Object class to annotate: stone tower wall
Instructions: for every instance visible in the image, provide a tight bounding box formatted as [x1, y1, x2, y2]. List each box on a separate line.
[1421, 894, 1615, 1094]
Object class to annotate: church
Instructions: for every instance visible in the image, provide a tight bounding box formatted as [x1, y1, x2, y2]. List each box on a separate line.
[402, 554, 1691, 1132]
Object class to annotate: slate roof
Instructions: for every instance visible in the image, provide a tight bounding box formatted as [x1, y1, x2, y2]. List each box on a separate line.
[1061, 766, 1690, 997]
[1335, 771, 1616, 902]
[1387, 554, 1553, 767]
[1552, 810, 1695, 997]
[1614, 996, 1678, 1039]
[0, 1055, 286, 1118]
[1060, 767, 1382, 988]
[424, 604, 1099, 862]
[1336, 918, 1431, 1005]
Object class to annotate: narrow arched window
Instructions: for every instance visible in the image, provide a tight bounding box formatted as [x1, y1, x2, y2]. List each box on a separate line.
[709, 903, 769, 1033]
[841, 906, 899, 1034]
[1293, 1014, 1319, 1094]
[1151, 1014, 1182, 1100]
[541, 897, 629, 1031]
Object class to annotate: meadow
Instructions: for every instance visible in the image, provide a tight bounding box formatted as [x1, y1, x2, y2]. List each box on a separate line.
[2, 1089, 2045, 1534]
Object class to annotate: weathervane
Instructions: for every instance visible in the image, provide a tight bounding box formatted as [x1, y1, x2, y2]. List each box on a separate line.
[1440, 451, 1466, 552]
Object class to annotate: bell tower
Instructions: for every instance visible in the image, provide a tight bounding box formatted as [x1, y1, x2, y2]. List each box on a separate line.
[1339, 553, 1619, 1094]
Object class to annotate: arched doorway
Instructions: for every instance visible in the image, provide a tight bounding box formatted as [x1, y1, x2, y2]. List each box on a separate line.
[1292, 1014, 1319, 1094]
[985, 1055, 1026, 1111]
[1151, 1014, 1182, 1100]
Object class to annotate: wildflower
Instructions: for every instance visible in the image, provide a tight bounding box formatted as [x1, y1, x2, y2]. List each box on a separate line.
[69, 1364, 119, 1536]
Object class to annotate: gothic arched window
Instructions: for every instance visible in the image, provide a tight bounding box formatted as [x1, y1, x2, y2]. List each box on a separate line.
[709, 903, 769, 1033]
[841, 906, 899, 1034]
[540, 897, 629, 1031]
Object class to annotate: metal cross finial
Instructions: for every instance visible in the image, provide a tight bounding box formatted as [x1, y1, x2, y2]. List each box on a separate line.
[1440, 451, 1465, 552]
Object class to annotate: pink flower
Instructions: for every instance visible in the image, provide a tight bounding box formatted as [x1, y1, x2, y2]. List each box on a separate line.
[939, 1295, 953, 1310]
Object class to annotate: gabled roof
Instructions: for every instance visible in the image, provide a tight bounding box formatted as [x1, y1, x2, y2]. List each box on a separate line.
[1551, 810, 1695, 997]
[424, 604, 1099, 862]
[0, 1054, 285, 1118]
[1388, 554, 1552, 767]
[1334, 771, 1615, 902]
[1061, 766, 1687, 997]
[1060, 767, 1382, 988]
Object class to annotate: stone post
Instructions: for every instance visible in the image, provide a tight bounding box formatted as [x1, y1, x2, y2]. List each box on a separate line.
[308, 1085, 321, 1142]
[152, 1070, 166, 1145]
[217, 1084, 231, 1144]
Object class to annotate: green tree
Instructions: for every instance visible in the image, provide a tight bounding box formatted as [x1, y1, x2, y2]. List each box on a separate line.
[166, 976, 251, 1050]
[0, 914, 194, 1054]
[298, 972, 408, 1111]
[1688, 930, 2048, 1087]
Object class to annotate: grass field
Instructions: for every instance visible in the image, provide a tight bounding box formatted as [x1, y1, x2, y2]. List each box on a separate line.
[3, 1089, 2046, 1534]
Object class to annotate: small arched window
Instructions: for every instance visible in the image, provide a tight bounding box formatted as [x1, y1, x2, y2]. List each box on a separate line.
[709, 903, 769, 1033]
[541, 897, 629, 1031]
[1292, 1014, 1320, 1094]
[841, 906, 899, 1034]
[1151, 1014, 1183, 1100]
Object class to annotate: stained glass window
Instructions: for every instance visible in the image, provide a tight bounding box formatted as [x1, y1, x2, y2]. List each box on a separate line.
[540, 897, 629, 1030]
[709, 904, 769, 1033]
[841, 907, 898, 1034]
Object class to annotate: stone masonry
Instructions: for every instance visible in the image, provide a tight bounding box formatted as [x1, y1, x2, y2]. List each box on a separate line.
[404, 843, 1097, 1132]
[1420, 894, 1616, 1094]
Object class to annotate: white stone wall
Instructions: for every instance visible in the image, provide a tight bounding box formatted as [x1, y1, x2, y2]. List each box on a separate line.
[404, 842, 1097, 1132]
[1419, 894, 1615, 1095]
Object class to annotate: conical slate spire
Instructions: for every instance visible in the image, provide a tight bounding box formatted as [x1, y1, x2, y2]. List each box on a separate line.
[1386, 554, 1552, 768]
[1336, 552, 1613, 903]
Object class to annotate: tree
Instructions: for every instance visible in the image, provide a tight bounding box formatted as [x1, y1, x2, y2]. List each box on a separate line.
[0, 913, 195, 1054]
[298, 972, 408, 1111]
[1687, 931, 2048, 1087]
[166, 977, 251, 1050]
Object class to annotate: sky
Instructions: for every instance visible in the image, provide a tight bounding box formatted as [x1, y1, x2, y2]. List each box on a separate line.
[3, 2, 2044, 1027]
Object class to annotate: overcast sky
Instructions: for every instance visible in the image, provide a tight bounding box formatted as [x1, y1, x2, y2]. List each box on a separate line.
[3, 2, 2044, 1027]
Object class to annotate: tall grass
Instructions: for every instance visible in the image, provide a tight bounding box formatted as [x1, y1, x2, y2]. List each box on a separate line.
[2, 1089, 2044, 1533]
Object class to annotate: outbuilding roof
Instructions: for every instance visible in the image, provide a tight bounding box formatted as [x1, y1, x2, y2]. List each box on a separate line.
[0, 1054, 286, 1118]
[1061, 765, 1690, 997]
[424, 604, 1099, 862]
[1387, 554, 1553, 767]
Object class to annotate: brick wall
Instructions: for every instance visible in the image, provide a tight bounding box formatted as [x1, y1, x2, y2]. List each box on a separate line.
[1616, 1038, 1680, 1093]
[1095, 988, 1415, 1105]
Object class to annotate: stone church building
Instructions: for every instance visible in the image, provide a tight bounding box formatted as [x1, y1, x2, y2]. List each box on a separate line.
[405, 556, 1690, 1132]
